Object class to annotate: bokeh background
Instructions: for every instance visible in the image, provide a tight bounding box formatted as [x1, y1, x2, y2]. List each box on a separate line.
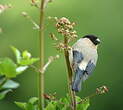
[0, 0, 123, 110]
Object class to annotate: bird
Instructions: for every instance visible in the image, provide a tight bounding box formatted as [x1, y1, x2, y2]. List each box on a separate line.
[69, 35, 101, 92]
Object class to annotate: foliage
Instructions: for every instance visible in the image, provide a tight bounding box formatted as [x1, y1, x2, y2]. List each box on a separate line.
[15, 95, 90, 110]
[0, 58, 17, 78]
[11, 46, 39, 66]
[0, 46, 39, 100]
[15, 97, 38, 110]
[0, 77, 19, 100]
[0, 1, 109, 110]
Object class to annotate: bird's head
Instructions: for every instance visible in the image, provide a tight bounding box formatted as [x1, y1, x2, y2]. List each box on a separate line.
[83, 35, 101, 46]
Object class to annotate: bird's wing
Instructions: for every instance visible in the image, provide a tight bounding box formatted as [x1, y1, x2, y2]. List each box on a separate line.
[85, 58, 97, 75]
[72, 50, 84, 72]
[81, 60, 97, 81]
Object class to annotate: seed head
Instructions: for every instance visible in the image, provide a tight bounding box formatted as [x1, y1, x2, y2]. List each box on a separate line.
[55, 17, 78, 42]
[96, 85, 109, 95]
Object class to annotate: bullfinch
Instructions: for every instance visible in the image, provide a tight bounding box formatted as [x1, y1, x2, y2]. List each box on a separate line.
[69, 35, 101, 92]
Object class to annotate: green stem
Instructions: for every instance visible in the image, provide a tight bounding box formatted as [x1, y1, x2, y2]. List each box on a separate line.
[64, 37, 76, 110]
[77, 92, 97, 104]
[39, 0, 45, 110]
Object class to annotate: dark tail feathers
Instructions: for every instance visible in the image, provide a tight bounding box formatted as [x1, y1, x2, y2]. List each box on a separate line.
[72, 68, 84, 92]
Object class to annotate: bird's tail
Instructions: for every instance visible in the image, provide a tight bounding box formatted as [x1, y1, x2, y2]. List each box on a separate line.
[72, 68, 84, 92]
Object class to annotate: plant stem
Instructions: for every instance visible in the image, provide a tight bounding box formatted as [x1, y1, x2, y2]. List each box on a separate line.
[64, 37, 76, 110]
[39, 0, 45, 110]
[77, 93, 97, 104]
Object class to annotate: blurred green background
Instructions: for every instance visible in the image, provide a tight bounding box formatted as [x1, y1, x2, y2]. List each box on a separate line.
[0, 0, 123, 110]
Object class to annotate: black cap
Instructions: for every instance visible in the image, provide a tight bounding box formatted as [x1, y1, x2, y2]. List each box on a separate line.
[83, 35, 101, 45]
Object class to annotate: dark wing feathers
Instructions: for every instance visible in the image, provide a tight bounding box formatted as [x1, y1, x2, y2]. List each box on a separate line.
[85, 60, 96, 75]
[72, 67, 84, 92]
[72, 50, 96, 75]
[72, 50, 83, 72]
[73, 50, 83, 64]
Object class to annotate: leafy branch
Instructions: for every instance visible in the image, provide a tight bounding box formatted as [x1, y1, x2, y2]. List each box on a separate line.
[0, 46, 39, 100]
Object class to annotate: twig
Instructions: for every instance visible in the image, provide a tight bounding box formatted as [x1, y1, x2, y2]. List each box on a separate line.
[21, 12, 40, 30]
[77, 93, 96, 104]
[30, 65, 41, 73]
[77, 86, 109, 104]
[44, 0, 53, 8]
[30, 55, 60, 74]
[64, 36, 76, 110]
[40, 55, 59, 73]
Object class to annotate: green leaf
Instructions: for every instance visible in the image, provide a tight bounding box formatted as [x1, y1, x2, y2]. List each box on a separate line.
[0, 79, 19, 100]
[2, 80, 19, 89]
[77, 98, 90, 110]
[61, 106, 70, 110]
[15, 101, 27, 110]
[45, 101, 56, 110]
[11, 46, 39, 66]
[15, 102, 38, 110]
[11, 46, 21, 64]
[22, 50, 31, 59]
[0, 77, 7, 89]
[19, 58, 39, 66]
[75, 96, 81, 102]
[16, 66, 28, 75]
[29, 97, 38, 104]
[60, 97, 69, 105]
[26, 103, 37, 110]
[0, 89, 12, 100]
[0, 58, 17, 78]
[15, 97, 38, 110]
[58, 96, 70, 110]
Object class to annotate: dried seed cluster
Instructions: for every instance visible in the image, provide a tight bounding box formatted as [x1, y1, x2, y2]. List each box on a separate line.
[55, 17, 78, 41]
[96, 86, 109, 94]
[55, 42, 65, 51]
[49, 17, 78, 51]
[49, 33, 58, 41]
[55, 42, 71, 51]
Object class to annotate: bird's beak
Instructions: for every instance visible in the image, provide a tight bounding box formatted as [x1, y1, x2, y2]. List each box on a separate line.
[96, 38, 101, 44]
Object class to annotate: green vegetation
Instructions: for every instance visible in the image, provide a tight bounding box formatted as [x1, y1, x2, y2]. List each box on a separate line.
[0, 0, 122, 110]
